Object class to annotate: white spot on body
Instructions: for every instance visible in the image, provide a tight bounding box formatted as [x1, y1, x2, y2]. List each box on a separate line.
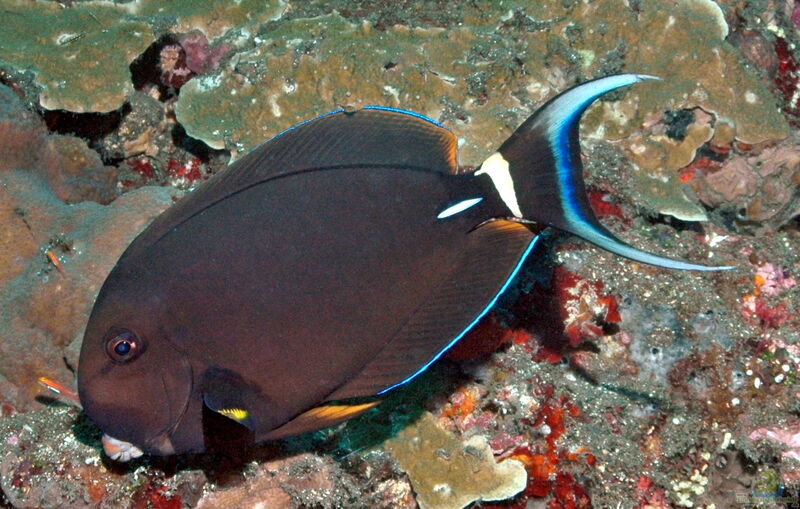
[475, 152, 523, 217]
[437, 198, 483, 219]
[744, 91, 758, 104]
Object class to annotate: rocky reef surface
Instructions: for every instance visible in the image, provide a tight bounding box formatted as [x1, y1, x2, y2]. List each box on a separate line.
[0, 0, 798, 507]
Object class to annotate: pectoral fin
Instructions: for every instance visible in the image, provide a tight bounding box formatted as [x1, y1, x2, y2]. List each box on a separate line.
[202, 368, 264, 430]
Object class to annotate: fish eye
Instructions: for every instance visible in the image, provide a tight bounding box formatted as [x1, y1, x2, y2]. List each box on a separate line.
[104, 329, 142, 363]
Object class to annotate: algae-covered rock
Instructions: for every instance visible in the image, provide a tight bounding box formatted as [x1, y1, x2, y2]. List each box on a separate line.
[175, 13, 521, 159]
[0, 0, 153, 113]
[134, 0, 285, 41]
[0, 170, 174, 412]
[576, 0, 787, 145]
[0, 0, 283, 113]
[693, 144, 800, 230]
[385, 412, 526, 509]
[624, 115, 716, 222]
[175, 0, 787, 221]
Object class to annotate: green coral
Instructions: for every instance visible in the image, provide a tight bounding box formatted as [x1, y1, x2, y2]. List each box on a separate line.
[175, 13, 524, 160]
[134, 0, 285, 40]
[0, 0, 283, 113]
[385, 412, 527, 509]
[577, 0, 786, 144]
[0, 0, 153, 112]
[177, 0, 786, 163]
[2, 0, 790, 215]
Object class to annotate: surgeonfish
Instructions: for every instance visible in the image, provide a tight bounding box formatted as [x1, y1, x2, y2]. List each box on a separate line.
[77, 74, 733, 461]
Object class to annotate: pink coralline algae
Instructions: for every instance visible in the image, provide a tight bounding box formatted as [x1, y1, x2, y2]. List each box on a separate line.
[753, 263, 797, 297]
[180, 32, 231, 75]
[775, 36, 800, 126]
[693, 144, 800, 230]
[793, 2, 800, 29]
[159, 44, 194, 90]
[158, 32, 232, 92]
[158, 32, 233, 90]
[741, 261, 796, 330]
[749, 424, 800, 480]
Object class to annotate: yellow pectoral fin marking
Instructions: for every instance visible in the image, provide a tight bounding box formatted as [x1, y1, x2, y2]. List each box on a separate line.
[217, 408, 249, 422]
[305, 401, 381, 422]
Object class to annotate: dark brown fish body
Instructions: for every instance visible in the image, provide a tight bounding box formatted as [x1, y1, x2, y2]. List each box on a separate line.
[78, 76, 732, 460]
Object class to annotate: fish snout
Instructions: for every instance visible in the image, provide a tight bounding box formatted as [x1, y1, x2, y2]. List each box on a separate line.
[101, 434, 144, 462]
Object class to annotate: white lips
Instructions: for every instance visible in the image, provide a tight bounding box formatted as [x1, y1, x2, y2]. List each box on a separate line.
[101, 434, 144, 462]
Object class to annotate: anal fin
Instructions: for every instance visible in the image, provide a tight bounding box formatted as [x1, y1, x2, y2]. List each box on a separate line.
[263, 401, 381, 440]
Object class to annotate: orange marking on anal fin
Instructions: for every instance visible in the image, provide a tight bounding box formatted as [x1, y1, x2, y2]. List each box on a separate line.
[262, 401, 381, 440]
[304, 401, 381, 421]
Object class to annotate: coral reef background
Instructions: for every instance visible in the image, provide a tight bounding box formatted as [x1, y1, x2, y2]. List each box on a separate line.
[0, 0, 798, 507]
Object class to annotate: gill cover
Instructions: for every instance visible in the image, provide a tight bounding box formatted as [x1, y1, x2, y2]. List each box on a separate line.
[78, 335, 193, 454]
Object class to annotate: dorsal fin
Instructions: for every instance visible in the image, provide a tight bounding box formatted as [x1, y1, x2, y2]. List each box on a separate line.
[227, 106, 457, 184]
[326, 220, 538, 400]
[125, 108, 458, 256]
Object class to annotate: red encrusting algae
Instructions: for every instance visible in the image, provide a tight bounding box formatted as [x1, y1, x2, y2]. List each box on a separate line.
[554, 266, 621, 348]
[503, 393, 593, 508]
[131, 483, 182, 509]
[445, 313, 532, 361]
[166, 156, 203, 184]
[774, 36, 800, 126]
[587, 190, 628, 223]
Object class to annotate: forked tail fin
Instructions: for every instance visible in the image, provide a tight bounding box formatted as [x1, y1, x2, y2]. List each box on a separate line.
[479, 73, 733, 271]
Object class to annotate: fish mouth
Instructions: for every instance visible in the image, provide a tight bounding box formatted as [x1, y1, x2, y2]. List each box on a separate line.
[101, 434, 143, 462]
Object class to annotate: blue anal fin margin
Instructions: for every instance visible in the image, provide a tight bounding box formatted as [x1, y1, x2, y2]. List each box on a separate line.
[378, 233, 541, 394]
[324, 221, 539, 400]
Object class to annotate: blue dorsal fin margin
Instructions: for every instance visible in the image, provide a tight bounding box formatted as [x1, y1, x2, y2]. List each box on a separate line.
[267, 105, 448, 146]
[361, 105, 447, 129]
